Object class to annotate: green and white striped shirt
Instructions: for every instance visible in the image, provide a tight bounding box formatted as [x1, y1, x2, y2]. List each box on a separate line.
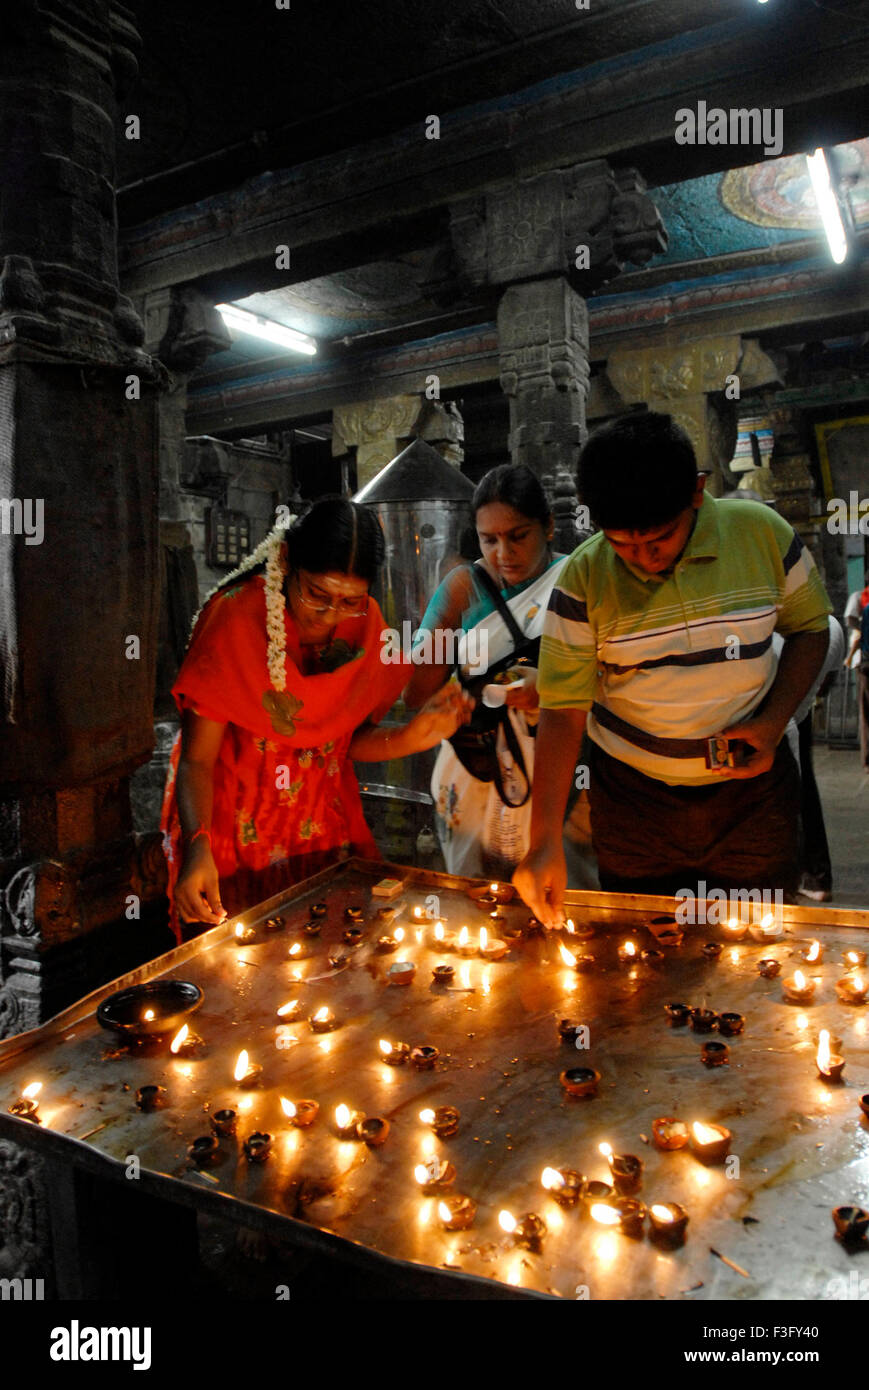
[539, 494, 831, 785]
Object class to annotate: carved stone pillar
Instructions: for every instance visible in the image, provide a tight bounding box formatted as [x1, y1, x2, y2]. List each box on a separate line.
[0, 1, 171, 1036]
[333, 395, 425, 489]
[606, 337, 780, 496]
[766, 405, 826, 574]
[450, 162, 667, 551]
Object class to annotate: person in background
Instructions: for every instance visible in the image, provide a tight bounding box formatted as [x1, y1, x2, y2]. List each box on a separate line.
[844, 574, 869, 774]
[161, 498, 469, 935]
[404, 464, 568, 880]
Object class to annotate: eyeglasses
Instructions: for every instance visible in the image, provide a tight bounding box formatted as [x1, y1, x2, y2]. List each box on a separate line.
[292, 571, 369, 617]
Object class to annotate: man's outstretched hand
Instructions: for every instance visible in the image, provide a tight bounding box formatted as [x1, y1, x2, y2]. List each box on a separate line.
[513, 844, 567, 929]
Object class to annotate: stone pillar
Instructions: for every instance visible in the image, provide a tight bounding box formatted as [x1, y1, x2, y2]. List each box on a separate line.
[450, 162, 667, 551]
[606, 337, 780, 497]
[767, 404, 828, 580]
[0, 1, 170, 1037]
[333, 395, 424, 489]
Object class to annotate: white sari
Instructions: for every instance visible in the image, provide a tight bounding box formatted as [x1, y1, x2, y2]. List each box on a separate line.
[431, 556, 568, 878]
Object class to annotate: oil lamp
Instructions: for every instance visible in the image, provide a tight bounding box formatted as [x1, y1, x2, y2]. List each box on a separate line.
[388, 960, 416, 986]
[648, 1202, 689, 1246]
[560, 943, 595, 971]
[689, 1008, 718, 1033]
[565, 917, 596, 941]
[782, 970, 816, 1004]
[327, 949, 348, 970]
[243, 1132, 273, 1163]
[540, 1166, 583, 1208]
[343, 926, 364, 946]
[652, 1117, 689, 1150]
[843, 949, 867, 969]
[723, 917, 748, 942]
[188, 1135, 220, 1165]
[210, 1108, 238, 1136]
[653, 923, 684, 948]
[559, 1066, 601, 1097]
[334, 1104, 363, 1139]
[376, 934, 400, 953]
[8, 1082, 42, 1123]
[702, 942, 723, 960]
[689, 1120, 732, 1165]
[276, 999, 300, 1019]
[758, 958, 781, 978]
[641, 948, 666, 968]
[311, 902, 328, 918]
[831, 1206, 869, 1244]
[432, 964, 454, 984]
[748, 912, 783, 944]
[665, 1002, 691, 1027]
[411, 1045, 439, 1070]
[859, 1094, 869, 1119]
[717, 1012, 745, 1036]
[379, 1039, 410, 1065]
[479, 926, 508, 961]
[264, 915, 285, 932]
[419, 1105, 460, 1139]
[308, 1006, 337, 1033]
[438, 1195, 476, 1231]
[835, 973, 868, 1005]
[431, 921, 456, 951]
[344, 906, 364, 923]
[599, 1142, 644, 1195]
[233, 1050, 262, 1088]
[289, 942, 306, 960]
[281, 1098, 318, 1127]
[234, 922, 256, 944]
[618, 939, 638, 964]
[583, 1179, 614, 1204]
[357, 1116, 390, 1147]
[135, 1084, 167, 1112]
[589, 1202, 621, 1230]
[558, 1018, 584, 1045]
[701, 1040, 729, 1067]
[612, 1198, 646, 1238]
[414, 1158, 456, 1193]
[169, 1023, 204, 1056]
[457, 926, 476, 957]
[801, 940, 823, 964]
[816, 1030, 845, 1083]
[499, 1210, 547, 1251]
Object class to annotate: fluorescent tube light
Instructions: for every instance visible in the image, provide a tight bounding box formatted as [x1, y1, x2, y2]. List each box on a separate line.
[216, 303, 317, 355]
[805, 149, 848, 265]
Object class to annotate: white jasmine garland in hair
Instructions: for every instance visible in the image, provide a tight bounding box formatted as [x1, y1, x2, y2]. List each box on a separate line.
[264, 534, 289, 692]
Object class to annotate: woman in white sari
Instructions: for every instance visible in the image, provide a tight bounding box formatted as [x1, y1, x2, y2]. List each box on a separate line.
[405, 465, 568, 879]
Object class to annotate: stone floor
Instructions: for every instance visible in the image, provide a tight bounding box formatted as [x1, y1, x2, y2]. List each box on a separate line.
[811, 744, 869, 909]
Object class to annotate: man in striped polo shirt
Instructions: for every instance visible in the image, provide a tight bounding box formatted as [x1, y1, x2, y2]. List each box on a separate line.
[514, 413, 831, 926]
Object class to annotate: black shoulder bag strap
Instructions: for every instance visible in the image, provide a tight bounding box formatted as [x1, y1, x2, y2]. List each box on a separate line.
[470, 565, 534, 808]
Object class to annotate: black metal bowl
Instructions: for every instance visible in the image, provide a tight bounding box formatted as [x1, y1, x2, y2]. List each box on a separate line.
[97, 981, 203, 1038]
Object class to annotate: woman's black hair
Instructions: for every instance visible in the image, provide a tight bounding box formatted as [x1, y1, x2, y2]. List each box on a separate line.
[578, 412, 698, 530]
[288, 496, 384, 583]
[472, 464, 552, 527]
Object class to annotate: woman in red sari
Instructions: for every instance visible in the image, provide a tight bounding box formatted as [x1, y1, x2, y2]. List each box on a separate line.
[161, 498, 468, 934]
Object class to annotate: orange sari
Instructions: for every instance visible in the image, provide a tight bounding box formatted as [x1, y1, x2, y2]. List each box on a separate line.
[160, 571, 408, 934]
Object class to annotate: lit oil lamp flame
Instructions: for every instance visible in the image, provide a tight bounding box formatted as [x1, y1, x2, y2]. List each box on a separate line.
[22, 1082, 42, 1100]
[498, 1210, 517, 1233]
[312, 1006, 330, 1023]
[590, 1204, 620, 1226]
[434, 923, 444, 942]
[143, 1009, 155, 1021]
[394, 927, 405, 943]
[276, 1000, 298, 1017]
[479, 927, 488, 951]
[419, 1109, 436, 1125]
[379, 1040, 393, 1057]
[437, 1201, 452, 1223]
[760, 912, 775, 930]
[559, 943, 577, 967]
[234, 923, 244, 939]
[280, 1097, 296, 1119]
[854, 974, 865, 992]
[806, 941, 821, 963]
[288, 943, 302, 957]
[234, 1050, 250, 1082]
[413, 906, 424, 919]
[847, 951, 860, 965]
[335, 1104, 351, 1129]
[692, 1121, 721, 1145]
[650, 1204, 675, 1223]
[565, 919, 576, 934]
[817, 1030, 832, 1074]
[170, 1024, 189, 1054]
[458, 926, 469, 948]
[794, 970, 807, 991]
[622, 941, 636, 957]
[414, 1164, 431, 1186]
[598, 1141, 613, 1160]
[541, 1166, 565, 1191]
[490, 883, 499, 894]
